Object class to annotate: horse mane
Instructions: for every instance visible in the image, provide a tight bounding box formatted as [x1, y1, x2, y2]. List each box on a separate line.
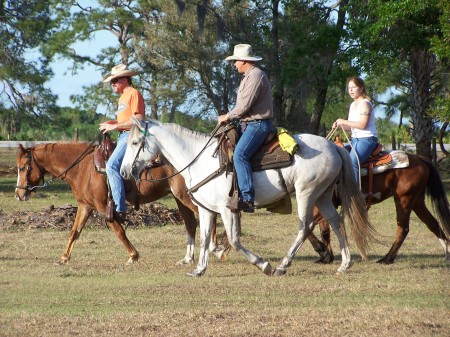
[164, 123, 210, 142]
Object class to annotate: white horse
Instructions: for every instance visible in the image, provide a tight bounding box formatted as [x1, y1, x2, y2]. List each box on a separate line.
[121, 119, 375, 276]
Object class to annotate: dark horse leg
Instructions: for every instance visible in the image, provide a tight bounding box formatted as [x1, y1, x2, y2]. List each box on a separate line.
[377, 196, 413, 264]
[412, 198, 450, 261]
[308, 209, 334, 264]
[174, 198, 197, 265]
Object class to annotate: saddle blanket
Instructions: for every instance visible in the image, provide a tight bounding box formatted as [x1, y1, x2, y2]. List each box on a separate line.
[360, 150, 409, 176]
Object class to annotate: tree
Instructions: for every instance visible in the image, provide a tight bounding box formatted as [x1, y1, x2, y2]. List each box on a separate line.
[346, 0, 448, 158]
[0, 0, 59, 139]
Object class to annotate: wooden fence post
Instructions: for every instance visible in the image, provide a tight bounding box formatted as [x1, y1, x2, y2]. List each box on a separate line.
[74, 128, 79, 142]
[391, 133, 396, 150]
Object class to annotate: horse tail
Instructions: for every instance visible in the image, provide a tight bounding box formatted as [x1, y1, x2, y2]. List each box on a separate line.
[422, 157, 450, 239]
[335, 145, 378, 259]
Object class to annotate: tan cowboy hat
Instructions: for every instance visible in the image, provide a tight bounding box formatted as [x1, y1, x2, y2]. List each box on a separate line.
[225, 44, 262, 62]
[103, 64, 139, 83]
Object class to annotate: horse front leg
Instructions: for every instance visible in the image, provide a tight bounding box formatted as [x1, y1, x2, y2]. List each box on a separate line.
[56, 204, 93, 265]
[222, 211, 272, 276]
[187, 208, 215, 277]
[106, 217, 139, 264]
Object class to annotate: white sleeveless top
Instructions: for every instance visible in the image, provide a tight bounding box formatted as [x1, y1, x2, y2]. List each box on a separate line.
[348, 99, 378, 138]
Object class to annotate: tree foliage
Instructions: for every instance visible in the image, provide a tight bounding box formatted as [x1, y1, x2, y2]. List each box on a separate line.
[1, 0, 448, 157]
[0, 0, 59, 139]
[346, 0, 448, 158]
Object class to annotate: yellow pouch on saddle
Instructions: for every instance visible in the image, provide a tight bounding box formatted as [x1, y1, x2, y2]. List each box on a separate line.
[277, 127, 298, 155]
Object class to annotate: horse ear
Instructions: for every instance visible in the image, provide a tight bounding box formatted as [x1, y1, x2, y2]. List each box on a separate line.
[18, 144, 26, 153]
[131, 115, 140, 126]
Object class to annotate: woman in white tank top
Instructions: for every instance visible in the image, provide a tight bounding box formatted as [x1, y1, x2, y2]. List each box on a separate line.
[332, 77, 379, 188]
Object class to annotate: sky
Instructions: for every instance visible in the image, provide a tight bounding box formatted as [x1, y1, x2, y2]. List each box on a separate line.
[45, 30, 117, 116]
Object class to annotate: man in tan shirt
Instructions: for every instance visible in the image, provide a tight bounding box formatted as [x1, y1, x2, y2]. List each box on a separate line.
[218, 44, 275, 212]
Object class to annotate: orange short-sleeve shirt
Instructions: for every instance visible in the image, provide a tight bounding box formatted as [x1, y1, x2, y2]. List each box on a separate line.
[116, 87, 145, 127]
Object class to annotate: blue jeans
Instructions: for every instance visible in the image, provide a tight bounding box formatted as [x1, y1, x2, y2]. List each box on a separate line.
[106, 131, 129, 212]
[350, 136, 378, 187]
[234, 119, 275, 203]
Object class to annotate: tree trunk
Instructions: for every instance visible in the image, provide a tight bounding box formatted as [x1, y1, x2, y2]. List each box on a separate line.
[410, 48, 435, 159]
[149, 80, 158, 120]
[309, 0, 346, 134]
[271, 0, 282, 124]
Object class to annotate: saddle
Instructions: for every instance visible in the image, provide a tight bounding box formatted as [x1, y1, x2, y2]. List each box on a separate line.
[214, 123, 295, 214]
[214, 124, 294, 172]
[94, 133, 117, 174]
[334, 136, 394, 208]
[94, 134, 165, 221]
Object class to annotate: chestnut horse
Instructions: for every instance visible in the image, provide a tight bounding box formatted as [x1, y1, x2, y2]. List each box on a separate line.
[14, 142, 225, 265]
[310, 153, 450, 264]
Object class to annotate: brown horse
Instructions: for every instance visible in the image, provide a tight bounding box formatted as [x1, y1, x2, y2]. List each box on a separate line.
[310, 153, 450, 264]
[14, 142, 225, 265]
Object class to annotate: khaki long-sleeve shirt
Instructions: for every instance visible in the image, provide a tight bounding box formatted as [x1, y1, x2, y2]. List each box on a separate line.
[227, 66, 273, 121]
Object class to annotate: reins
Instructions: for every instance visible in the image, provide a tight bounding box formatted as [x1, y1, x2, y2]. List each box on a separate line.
[326, 126, 362, 190]
[131, 122, 224, 183]
[16, 135, 101, 191]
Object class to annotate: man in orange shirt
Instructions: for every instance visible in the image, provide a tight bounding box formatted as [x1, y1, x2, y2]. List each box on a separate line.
[99, 64, 145, 220]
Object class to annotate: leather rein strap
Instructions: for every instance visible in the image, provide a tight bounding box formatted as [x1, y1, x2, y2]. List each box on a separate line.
[16, 136, 99, 191]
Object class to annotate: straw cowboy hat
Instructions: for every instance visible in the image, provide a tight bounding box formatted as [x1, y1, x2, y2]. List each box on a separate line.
[225, 44, 262, 62]
[103, 64, 139, 83]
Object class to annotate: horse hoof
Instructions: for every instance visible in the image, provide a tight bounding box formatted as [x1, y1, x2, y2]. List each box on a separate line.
[54, 259, 68, 266]
[187, 268, 205, 277]
[272, 267, 286, 276]
[214, 250, 229, 262]
[261, 262, 272, 275]
[376, 258, 394, 265]
[176, 258, 194, 265]
[126, 257, 139, 264]
[315, 253, 333, 264]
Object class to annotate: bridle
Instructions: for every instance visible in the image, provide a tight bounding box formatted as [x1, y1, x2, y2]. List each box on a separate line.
[130, 121, 222, 183]
[15, 148, 45, 192]
[15, 137, 99, 192]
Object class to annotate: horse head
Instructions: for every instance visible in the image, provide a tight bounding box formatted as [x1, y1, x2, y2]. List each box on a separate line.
[121, 117, 160, 180]
[15, 144, 45, 201]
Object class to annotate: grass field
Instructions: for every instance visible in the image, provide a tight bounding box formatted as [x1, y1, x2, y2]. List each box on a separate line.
[0, 147, 449, 336]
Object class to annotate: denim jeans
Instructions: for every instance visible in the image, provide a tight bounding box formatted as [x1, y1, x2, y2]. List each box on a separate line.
[350, 136, 378, 187]
[234, 119, 275, 203]
[106, 131, 129, 212]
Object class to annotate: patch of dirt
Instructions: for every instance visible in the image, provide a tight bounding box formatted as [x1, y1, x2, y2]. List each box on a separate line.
[0, 202, 184, 231]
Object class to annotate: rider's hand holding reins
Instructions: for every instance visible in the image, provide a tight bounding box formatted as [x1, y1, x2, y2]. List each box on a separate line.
[218, 113, 230, 125]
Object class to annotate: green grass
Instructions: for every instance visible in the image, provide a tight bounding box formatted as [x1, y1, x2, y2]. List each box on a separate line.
[0, 146, 449, 336]
[0, 194, 449, 336]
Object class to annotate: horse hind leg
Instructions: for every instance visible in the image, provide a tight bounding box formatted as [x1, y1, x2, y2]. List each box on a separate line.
[174, 198, 197, 265]
[309, 208, 334, 264]
[316, 199, 352, 273]
[209, 214, 229, 262]
[413, 199, 450, 261]
[56, 205, 93, 265]
[273, 224, 311, 276]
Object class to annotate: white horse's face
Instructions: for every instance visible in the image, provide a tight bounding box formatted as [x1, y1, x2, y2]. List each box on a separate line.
[120, 119, 159, 180]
